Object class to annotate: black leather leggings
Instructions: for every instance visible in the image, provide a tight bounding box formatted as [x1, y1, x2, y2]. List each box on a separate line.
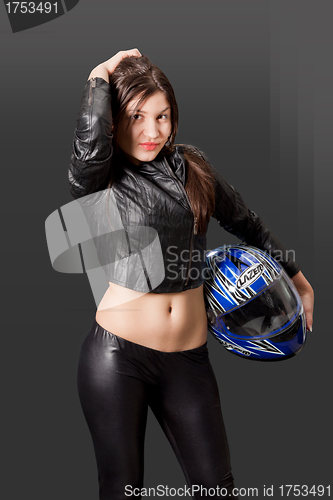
[77, 321, 238, 499]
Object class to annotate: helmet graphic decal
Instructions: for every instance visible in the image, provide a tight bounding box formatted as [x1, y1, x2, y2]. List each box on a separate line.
[246, 339, 284, 355]
[236, 263, 264, 289]
[205, 244, 281, 315]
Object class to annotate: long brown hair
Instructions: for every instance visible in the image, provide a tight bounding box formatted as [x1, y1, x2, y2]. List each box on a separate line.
[109, 55, 216, 233]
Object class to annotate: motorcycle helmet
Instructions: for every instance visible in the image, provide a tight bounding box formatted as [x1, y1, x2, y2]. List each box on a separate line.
[204, 244, 307, 360]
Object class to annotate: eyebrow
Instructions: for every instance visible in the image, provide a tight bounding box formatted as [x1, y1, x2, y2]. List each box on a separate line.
[132, 106, 171, 114]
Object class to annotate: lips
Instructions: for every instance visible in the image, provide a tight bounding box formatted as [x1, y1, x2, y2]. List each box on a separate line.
[140, 142, 159, 151]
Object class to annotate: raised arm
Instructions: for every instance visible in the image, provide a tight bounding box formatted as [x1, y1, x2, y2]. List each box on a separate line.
[68, 49, 142, 199]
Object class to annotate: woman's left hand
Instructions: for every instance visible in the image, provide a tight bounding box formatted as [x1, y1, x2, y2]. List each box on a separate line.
[291, 271, 314, 332]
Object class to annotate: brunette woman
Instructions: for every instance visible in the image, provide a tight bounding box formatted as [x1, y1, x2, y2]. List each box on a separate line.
[69, 48, 314, 500]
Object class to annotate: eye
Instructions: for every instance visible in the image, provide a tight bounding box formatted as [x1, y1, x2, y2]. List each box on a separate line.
[158, 114, 169, 120]
[132, 114, 142, 120]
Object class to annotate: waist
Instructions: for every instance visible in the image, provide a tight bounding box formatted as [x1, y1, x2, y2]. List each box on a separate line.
[96, 282, 208, 352]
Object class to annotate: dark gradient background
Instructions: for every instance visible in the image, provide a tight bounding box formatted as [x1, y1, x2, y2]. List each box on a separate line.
[1, 1, 331, 498]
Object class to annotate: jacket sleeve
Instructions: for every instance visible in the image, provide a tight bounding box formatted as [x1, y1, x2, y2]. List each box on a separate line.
[210, 165, 301, 278]
[68, 77, 113, 199]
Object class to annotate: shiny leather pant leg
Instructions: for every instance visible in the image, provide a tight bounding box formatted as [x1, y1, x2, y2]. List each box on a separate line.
[77, 322, 150, 499]
[77, 321, 238, 500]
[149, 350, 238, 499]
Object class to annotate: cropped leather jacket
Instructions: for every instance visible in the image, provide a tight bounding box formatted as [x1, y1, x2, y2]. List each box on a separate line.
[68, 77, 300, 294]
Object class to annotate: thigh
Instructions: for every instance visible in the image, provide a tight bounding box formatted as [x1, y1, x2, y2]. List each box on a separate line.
[149, 346, 237, 499]
[77, 321, 149, 499]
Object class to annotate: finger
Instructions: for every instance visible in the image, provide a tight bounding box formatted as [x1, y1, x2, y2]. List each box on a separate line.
[129, 48, 142, 56]
[122, 48, 142, 58]
[305, 315, 313, 332]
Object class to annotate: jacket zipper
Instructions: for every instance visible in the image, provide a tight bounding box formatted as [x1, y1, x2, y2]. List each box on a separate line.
[163, 160, 198, 285]
[85, 78, 97, 160]
[88, 78, 96, 105]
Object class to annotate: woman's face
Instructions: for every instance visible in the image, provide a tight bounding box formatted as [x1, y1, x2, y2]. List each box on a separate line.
[115, 91, 172, 165]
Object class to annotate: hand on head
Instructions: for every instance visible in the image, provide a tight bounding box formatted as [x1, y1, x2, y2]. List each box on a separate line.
[88, 49, 142, 81]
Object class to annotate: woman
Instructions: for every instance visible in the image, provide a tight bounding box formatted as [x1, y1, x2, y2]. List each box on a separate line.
[69, 48, 314, 499]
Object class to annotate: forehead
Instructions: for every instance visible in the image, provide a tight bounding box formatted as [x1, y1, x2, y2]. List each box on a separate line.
[126, 91, 170, 113]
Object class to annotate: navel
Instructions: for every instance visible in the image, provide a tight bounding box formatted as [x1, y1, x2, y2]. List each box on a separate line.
[169, 306, 172, 313]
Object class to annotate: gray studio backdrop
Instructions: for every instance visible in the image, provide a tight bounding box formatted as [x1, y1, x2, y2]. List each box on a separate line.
[1, 1, 331, 499]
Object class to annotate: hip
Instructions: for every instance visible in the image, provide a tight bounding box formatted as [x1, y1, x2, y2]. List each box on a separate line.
[95, 282, 208, 352]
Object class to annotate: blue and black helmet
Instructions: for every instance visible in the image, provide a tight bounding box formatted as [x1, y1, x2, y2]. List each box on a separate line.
[204, 244, 307, 361]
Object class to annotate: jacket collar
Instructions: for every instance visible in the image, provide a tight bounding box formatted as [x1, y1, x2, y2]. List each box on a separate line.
[115, 146, 186, 187]
[164, 146, 186, 186]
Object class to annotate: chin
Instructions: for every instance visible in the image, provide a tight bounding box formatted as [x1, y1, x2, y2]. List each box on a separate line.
[122, 146, 163, 165]
[135, 149, 161, 163]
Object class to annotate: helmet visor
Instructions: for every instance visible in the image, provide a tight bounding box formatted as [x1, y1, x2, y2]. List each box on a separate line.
[214, 275, 301, 340]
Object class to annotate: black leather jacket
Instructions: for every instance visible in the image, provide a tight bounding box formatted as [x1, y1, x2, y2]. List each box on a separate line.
[68, 77, 300, 294]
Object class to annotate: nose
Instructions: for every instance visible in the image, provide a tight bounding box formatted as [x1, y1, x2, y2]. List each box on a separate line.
[143, 119, 159, 140]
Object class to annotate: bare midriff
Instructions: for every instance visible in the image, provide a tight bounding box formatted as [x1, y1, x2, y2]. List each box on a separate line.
[95, 282, 208, 352]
